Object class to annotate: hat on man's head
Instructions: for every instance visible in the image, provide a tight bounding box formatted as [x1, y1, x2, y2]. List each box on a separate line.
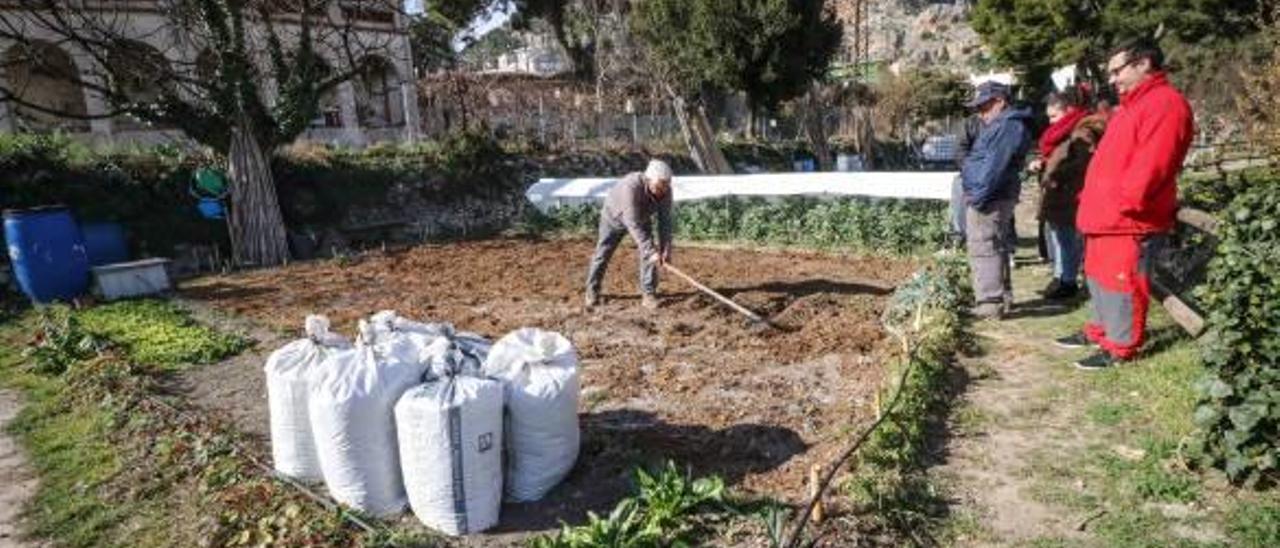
[965, 81, 1011, 109]
[645, 159, 673, 183]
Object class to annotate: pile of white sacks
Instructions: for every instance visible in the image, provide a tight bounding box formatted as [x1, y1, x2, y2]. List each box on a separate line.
[263, 311, 580, 535]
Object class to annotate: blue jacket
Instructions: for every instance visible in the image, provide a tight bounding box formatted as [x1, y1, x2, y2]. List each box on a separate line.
[961, 107, 1032, 209]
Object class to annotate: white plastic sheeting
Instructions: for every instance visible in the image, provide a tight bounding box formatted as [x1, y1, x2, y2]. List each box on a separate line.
[308, 321, 428, 517]
[396, 338, 504, 535]
[525, 171, 956, 212]
[483, 328, 580, 502]
[264, 315, 351, 482]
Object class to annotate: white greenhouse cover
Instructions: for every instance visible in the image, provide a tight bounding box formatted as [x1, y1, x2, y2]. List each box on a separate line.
[526, 171, 955, 212]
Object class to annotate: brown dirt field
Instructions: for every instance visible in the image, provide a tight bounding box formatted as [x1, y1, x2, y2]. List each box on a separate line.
[177, 238, 918, 543]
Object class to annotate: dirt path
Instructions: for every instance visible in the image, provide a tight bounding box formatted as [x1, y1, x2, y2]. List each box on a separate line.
[937, 193, 1103, 544]
[937, 279, 1096, 544]
[0, 389, 40, 548]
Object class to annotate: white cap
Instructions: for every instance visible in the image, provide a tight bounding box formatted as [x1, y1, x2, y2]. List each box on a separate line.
[644, 159, 673, 183]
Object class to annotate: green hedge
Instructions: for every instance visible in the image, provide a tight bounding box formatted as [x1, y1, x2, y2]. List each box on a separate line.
[0, 132, 522, 257]
[850, 254, 969, 528]
[532, 195, 949, 255]
[1193, 174, 1280, 486]
[0, 135, 225, 257]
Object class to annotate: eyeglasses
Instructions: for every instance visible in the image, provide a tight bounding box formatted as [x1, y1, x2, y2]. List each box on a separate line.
[1108, 58, 1138, 78]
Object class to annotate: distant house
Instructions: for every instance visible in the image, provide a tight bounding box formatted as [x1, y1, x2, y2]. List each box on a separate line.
[0, 1, 421, 147]
[487, 32, 570, 76]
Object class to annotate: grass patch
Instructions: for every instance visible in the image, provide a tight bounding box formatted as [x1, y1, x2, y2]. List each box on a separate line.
[1227, 501, 1280, 546]
[0, 307, 366, 547]
[1086, 401, 1139, 427]
[1009, 299, 1279, 547]
[952, 402, 991, 436]
[0, 357, 125, 546]
[75, 300, 247, 369]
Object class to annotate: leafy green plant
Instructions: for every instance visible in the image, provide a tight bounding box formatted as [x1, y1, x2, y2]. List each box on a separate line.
[23, 305, 107, 375]
[755, 502, 791, 548]
[75, 300, 247, 369]
[532, 461, 725, 548]
[848, 254, 968, 531]
[1193, 175, 1280, 486]
[533, 499, 662, 548]
[637, 461, 725, 530]
[538, 196, 949, 255]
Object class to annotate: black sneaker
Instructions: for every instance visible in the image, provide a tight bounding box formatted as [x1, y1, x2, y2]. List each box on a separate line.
[1054, 332, 1092, 349]
[1041, 278, 1062, 296]
[1073, 352, 1116, 371]
[1045, 280, 1079, 300]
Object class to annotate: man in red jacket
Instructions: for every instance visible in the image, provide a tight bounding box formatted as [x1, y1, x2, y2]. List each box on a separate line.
[1055, 39, 1195, 370]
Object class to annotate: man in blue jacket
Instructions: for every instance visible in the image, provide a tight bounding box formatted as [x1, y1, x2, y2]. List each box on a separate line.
[961, 81, 1032, 319]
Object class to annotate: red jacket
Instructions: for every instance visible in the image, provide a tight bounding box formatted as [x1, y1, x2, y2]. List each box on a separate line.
[1076, 73, 1194, 235]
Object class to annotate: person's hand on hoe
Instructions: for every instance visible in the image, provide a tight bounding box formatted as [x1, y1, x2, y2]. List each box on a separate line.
[648, 247, 672, 267]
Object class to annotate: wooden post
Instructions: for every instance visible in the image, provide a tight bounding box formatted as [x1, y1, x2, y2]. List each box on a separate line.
[1177, 207, 1219, 235]
[808, 464, 824, 524]
[1151, 278, 1206, 337]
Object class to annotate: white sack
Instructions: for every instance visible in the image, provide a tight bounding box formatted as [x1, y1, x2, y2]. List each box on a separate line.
[308, 321, 427, 516]
[483, 328, 580, 501]
[368, 310, 491, 368]
[265, 315, 351, 482]
[396, 339, 504, 535]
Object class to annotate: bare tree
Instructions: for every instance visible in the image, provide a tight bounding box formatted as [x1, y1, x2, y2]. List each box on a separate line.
[0, 0, 409, 266]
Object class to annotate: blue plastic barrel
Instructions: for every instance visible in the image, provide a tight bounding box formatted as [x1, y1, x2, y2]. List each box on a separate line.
[4, 206, 90, 303]
[80, 221, 129, 266]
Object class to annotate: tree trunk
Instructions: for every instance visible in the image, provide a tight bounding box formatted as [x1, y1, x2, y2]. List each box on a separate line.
[670, 91, 732, 174]
[805, 86, 833, 171]
[745, 106, 756, 140]
[227, 117, 290, 267]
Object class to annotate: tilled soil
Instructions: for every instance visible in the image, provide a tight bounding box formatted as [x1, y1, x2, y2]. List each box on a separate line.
[178, 238, 916, 542]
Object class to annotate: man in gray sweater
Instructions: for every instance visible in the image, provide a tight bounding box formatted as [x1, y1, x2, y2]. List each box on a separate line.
[585, 159, 674, 309]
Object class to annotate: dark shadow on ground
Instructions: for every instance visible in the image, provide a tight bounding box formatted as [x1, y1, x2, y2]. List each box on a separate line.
[1004, 295, 1086, 320]
[484, 408, 805, 535]
[1141, 324, 1188, 357]
[180, 282, 278, 301]
[721, 278, 894, 299]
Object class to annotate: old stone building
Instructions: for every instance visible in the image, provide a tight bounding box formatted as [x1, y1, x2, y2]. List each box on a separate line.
[0, 1, 421, 147]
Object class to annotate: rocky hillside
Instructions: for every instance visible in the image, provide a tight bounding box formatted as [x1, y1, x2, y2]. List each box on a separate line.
[839, 0, 988, 71]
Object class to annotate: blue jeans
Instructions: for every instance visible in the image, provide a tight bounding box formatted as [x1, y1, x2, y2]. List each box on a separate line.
[1047, 222, 1082, 284]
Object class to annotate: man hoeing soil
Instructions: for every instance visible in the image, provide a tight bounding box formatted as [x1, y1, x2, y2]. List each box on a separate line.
[584, 159, 674, 310]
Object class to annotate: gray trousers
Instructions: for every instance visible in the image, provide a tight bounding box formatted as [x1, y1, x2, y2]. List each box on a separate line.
[950, 176, 967, 239]
[966, 198, 1016, 304]
[585, 215, 658, 296]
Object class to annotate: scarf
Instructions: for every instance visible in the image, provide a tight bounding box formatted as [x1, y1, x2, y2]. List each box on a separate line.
[1038, 106, 1087, 158]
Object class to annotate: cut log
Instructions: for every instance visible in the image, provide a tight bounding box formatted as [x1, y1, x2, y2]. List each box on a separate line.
[1151, 277, 1205, 337]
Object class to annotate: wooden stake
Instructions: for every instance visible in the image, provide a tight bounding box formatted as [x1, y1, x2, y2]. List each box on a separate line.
[809, 464, 824, 524]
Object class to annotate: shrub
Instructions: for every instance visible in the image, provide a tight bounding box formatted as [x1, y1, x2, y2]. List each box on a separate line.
[0, 131, 524, 257]
[533, 195, 949, 255]
[1193, 175, 1280, 485]
[23, 305, 108, 376]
